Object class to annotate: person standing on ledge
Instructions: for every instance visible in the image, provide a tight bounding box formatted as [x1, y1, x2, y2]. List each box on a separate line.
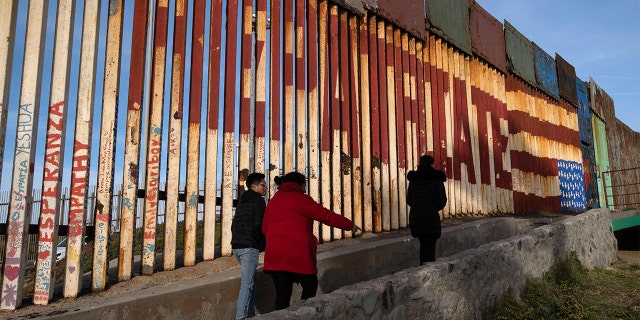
[231, 172, 268, 319]
[407, 154, 447, 264]
[262, 171, 361, 310]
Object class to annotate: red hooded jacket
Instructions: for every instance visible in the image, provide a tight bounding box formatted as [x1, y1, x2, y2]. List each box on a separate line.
[262, 182, 354, 274]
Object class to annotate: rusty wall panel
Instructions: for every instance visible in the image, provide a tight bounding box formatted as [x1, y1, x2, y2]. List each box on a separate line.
[576, 78, 599, 208]
[425, 0, 471, 55]
[470, 2, 507, 73]
[504, 21, 536, 87]
[591, 115, 610, 207]
[532, 43, 559, 100]
[377, 0, 425, 39]
[556, 53, 578, 106]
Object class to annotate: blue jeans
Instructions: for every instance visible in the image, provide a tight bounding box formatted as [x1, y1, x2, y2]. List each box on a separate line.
[233, 248, 260, 319]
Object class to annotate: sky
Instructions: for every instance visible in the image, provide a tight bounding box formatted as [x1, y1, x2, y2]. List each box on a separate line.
[476, 0, 640, 132]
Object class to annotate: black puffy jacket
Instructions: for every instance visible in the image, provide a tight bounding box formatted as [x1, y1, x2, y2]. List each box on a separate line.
[406, 166, 447, 238]
[231, 189, 266, 251]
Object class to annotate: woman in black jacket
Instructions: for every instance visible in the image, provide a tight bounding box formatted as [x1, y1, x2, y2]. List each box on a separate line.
[406, 155, 447, 264]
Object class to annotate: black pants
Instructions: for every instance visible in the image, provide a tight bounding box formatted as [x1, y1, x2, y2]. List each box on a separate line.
[418, 235, 438, 264]
[269, 271, 318, 310]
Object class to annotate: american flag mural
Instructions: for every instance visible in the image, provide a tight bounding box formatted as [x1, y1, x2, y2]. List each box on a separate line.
[558, 160, 587, 211]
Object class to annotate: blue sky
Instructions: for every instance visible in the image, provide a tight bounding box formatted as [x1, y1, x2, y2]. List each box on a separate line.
[476, 0, 640, 132]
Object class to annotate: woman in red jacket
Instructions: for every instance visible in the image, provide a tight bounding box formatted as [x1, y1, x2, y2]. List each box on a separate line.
[262, 171, 360, 310]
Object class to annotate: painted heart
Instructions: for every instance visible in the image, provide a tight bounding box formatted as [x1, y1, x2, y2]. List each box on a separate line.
[38, 250, 50, 260]
[5, 265, 19, 281]
[68, 266, 76, 274]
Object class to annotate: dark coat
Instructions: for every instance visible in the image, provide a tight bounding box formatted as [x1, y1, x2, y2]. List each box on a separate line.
[262, 182, 354, 274]
[231, 189, 267, 251]
[406, 166, 447, 238]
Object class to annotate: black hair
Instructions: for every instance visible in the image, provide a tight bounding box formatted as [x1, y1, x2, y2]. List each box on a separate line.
[417, 154, 435, 171]
[273, 171, 306, 186]
[245, 172, 266, 188]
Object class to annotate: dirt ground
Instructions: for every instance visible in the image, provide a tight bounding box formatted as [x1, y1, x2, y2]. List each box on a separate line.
[3, 213, 639, 319]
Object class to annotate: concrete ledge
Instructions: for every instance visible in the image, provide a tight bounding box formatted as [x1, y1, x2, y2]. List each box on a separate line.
[260, 209, 618, 319]
[14, 213, 600, 319]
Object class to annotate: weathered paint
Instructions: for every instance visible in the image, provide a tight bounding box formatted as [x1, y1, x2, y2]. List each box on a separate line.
[308, 0, 321, 238]
[318, 0, 332, 241]
[142, 0, 169, 275]
[65, 0, 100, 298]
[283, 0, 295, 173]
[0, 0, 19, 179]
[164, 0, 188, 270]
[269, 0, 281, 198]
[295, 0, 307, 174]
[254, 0, 267, 174]
[349, 15, 362, 235]
[592, 115, 610, 208]
[557, 159, 587, 211]
[339, 10, 352, 240]
[504, 21, 536, 88]
[397, 31, 407, 227]
[425, 0, 472, 56]
[576, 78, 599, 208]
[368, 15, 382, 233]
[329, 5, 342, 240]
[556, 53, 578, 106]
[222, 0, 240, 256]
[32, 0, 74, 304]
[184, 0, 205, 266]
[532, 43, 559, 100]
[386, 25, 399, 229]
[376, 0, 425, 40]
[470, 2, 507, 73]
[359, 14, 373, 233]
[238, 0, 253, 197]
[120, 0, 150, 282]
[92, 0, 122, 292]
[377, 20, 393, 231]
[1, 1, 48, 309]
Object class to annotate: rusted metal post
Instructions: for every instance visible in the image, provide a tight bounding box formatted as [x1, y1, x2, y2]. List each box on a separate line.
[222, 0, 240, 256]
[269, 0, 281, 198]
[397, 31, 407, 228]
[369, 16, 382, 233]
[120, 0, 149, 281]
[0, 0, 48, 310]
[164, 0, 188, 270]
[359, 14, 373, 233]
[295, 0, 307, 174]
[238, 0, 253, 196]
[329, 4, 341, 239]
[92, 0, 123, 291]
[142, 0, 169, 275]
[0, 0, 19, 180]
[282, 0, 294, 173]
[254, 0, 267, 173]
[386, 25, 398, 230]
[377, 20, 390, 232]
[185, 0, 206, 265]
[33, 0, 74, 304]
[65, 0, 101, 298]
[349, 15, 362, 234]
[338, 10, 351, 239]
[203, 0, 222, 262]
[318, 0, 332, 242]
[307, 0, 321, 238]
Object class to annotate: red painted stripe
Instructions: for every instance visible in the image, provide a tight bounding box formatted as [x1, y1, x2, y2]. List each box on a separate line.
[396, 32, 406, 169]
[415, 42, 426, 156]
[283, 0, 294, 148]
[409, 40, 419, 157]
[270, 0, 281, 140]
[127, 0, 150, 111]
[224, 0, 239, 131]
[349, 16, 360, 159]
[189, 0, 206, 124]
[368, 17, 380, 164]
[329, 7, 340, 148]
[319, 2, 330, 151]
[340, 12, 350, 156]
[379, 25, 391, 165]
[239, 0, 252, 135]
[208, 0, 220, 130]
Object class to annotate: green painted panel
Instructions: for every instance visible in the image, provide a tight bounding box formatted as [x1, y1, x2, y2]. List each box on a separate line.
[592, 116, 612, 209]
[612, 214, 640, 231]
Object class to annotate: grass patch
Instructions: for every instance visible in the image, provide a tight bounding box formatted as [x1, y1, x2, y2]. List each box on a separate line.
[484, 253, 640, 319]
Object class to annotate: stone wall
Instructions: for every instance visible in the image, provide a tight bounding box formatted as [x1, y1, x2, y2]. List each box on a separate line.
[260, 209, 618, 319]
